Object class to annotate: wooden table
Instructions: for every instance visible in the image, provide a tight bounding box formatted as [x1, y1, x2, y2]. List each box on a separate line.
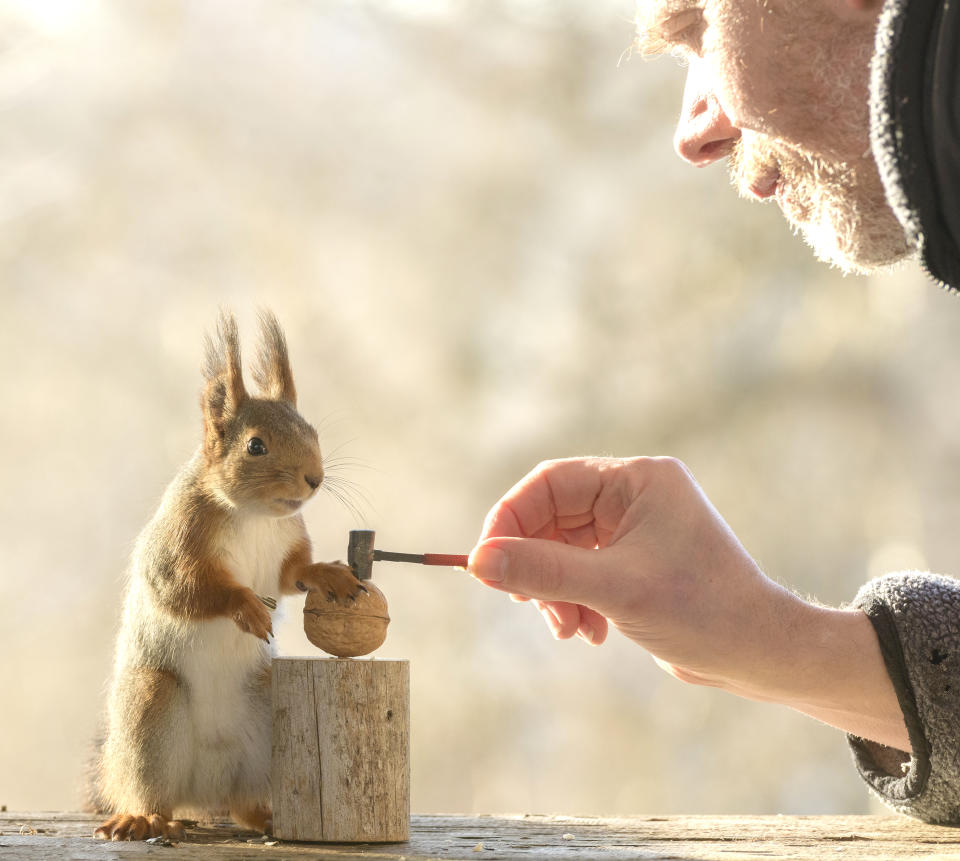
[3, 811, 960, 859]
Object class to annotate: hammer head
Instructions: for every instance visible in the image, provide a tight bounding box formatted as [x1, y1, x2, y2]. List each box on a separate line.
[348, 530, 376, 581]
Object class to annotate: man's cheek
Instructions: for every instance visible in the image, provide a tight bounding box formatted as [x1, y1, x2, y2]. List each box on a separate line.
[714, 84, 764, 137]
[705, 50, 778, 138]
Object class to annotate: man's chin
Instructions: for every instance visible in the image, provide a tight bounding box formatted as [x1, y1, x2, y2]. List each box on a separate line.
[786, 204, 913, 276]
[730, 138, 913, 276]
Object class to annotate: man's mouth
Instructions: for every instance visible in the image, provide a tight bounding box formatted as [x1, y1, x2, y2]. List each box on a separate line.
[743, 164, 805, 224]
[746, 165, 779, 200]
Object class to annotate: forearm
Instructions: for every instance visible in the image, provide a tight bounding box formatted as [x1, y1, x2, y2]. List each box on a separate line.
[694, 584, 909, 750]
[721, 601, 909, 749]
[724, 571, 960, 825]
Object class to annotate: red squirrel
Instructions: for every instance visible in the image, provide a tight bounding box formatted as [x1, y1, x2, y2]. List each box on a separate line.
[90, 310, 362, 841]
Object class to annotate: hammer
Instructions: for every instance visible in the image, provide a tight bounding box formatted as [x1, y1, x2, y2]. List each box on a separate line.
[348, 530, 469, 581]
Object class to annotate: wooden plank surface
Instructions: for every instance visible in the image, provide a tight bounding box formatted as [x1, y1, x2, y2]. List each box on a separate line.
[3, 812, 960, 860]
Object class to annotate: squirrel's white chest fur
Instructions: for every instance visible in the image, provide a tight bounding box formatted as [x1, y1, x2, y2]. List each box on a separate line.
[177, 514, 298, 731]
[217, 512, 299, 595]
[115, 513, 303, 807]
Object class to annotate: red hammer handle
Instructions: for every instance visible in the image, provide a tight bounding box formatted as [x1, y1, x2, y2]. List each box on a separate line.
[422, 554, 469, 568]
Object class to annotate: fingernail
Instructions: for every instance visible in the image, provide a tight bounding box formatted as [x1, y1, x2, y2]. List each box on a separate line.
[578, 623, 596, 645]
[469, 545, 507, 583]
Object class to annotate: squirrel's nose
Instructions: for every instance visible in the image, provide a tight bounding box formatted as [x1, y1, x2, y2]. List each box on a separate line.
[304, 474, 322, 490]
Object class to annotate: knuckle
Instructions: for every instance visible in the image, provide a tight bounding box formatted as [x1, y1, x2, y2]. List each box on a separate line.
[534, 456, 584, 476]
[627, 455, 693, 488]
[658, 455, 691, 476]
[533, 458, 559, 474]
[652, 456, 691, 483]
[531, 457, 579, 484]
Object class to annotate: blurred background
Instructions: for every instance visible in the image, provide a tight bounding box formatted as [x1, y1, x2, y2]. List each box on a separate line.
[2, 0, 959, 818]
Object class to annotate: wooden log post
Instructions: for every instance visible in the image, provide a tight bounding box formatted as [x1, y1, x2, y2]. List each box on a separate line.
[272, 657, 410, 843]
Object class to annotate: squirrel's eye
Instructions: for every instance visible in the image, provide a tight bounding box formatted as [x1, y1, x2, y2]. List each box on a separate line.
[247, 437, 268, 456]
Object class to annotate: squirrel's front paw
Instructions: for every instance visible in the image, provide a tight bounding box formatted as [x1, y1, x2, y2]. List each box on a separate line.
[296, 562, 367, 604]
[228, 588, 274, 642]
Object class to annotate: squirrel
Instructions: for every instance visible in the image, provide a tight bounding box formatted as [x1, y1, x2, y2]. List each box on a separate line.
[89, 310, 363, 841]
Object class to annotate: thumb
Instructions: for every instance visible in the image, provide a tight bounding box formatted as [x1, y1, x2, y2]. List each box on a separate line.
[468, 536, 613, 606]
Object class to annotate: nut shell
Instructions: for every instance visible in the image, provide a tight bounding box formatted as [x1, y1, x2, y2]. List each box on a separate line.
[303, 581, 390, 657]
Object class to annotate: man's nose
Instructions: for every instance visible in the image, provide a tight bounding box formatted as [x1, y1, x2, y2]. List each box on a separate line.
[673, 62, 741, 166]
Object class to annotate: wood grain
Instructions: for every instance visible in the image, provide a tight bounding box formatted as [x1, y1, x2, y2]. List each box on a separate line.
[272, 657, 410, 843]
[4, 812, 960, 859]
[271, 657, 324, 841]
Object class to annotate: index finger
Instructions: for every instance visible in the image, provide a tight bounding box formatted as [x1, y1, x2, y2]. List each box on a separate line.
[478, 457, 630, 547]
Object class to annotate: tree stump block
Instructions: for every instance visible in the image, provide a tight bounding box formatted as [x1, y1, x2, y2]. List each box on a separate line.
[272, 657, 410, 843]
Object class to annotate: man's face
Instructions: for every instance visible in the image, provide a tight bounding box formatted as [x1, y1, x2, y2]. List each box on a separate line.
[638, 0, 910, 273]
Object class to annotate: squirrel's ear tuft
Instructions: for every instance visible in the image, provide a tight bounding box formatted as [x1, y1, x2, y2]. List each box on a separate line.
[201, 311, 248, 451]
[252, 309, 297, 405]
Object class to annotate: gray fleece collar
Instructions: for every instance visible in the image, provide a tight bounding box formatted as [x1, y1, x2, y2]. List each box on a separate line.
[870, 0, 960, 290]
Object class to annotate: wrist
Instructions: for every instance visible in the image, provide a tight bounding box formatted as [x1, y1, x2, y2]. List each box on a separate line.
[721, 598, 909, 750]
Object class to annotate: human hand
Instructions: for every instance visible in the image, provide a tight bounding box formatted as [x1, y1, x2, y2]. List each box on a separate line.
[468, 456, 909, 748]
[469, 457, 813, 693]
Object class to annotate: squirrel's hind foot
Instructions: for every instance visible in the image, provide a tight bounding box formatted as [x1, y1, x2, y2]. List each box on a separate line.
[94, 813, 186, 842]
[231, 803, 272, 835]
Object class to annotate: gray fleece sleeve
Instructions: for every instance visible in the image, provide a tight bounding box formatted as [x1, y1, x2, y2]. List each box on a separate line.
[847, 571, 960, 824]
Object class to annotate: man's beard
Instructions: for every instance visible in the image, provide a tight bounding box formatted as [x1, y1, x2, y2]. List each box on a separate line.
[728, 134, 911, 275]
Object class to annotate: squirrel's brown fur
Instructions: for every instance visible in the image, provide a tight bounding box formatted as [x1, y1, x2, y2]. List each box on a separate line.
[90, 310, 361, 842]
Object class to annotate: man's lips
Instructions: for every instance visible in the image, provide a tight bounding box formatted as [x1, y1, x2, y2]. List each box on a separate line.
[746, 165, 780, 200]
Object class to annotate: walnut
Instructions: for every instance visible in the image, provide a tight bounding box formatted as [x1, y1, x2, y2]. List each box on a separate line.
[303, 581, 390, 657]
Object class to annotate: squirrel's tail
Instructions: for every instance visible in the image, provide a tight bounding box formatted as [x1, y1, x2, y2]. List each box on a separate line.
[81, 725, 110, 814]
